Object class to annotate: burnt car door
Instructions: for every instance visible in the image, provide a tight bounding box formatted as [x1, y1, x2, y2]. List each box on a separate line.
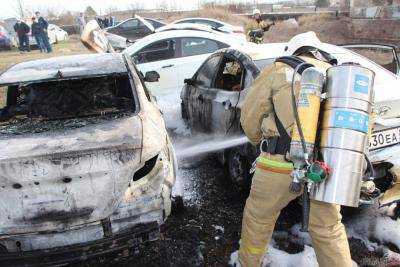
[182, 50, 259, 134]
[181, 53, 222, 132]
[341, 44, 400, 75]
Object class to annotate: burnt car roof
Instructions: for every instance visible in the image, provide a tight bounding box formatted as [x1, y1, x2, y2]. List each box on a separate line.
[0, 53, 128, 86]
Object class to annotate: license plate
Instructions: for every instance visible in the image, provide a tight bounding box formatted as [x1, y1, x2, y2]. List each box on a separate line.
[370, 127, 400, 150]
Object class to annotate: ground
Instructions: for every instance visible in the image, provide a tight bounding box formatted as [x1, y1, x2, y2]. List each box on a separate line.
[0, 35, 88, 74]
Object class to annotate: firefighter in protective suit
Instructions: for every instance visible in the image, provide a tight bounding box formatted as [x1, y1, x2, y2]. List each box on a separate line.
[246, 9, 274, 43]
[238, 32, 353, 267]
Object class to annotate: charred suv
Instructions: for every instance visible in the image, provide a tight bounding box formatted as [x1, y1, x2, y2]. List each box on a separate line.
[0, 53, 176, 265]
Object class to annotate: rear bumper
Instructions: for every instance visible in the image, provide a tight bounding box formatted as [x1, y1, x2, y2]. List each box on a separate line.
[0, 222, 159, 267]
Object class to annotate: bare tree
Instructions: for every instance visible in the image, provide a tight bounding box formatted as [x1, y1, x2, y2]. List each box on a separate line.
[128, 1, 145, 12]
[13, 0, 25, 18]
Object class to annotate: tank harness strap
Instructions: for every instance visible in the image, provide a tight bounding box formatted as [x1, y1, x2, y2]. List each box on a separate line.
[263, 56, 314, 156]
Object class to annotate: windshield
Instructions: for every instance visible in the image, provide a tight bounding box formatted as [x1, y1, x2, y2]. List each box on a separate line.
[343, 46, 399, 75]
[254, 58, 275, 71]
[0, 74, 136, 135]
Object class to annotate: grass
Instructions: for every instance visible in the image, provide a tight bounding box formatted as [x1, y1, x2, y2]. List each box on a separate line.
[0, 35, 89, 73]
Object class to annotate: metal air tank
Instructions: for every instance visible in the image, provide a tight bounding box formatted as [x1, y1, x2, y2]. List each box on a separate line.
[310, 64, 375, 207]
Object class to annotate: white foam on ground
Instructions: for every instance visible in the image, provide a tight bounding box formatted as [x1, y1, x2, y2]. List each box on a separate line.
[346, 204, 400, 251]
[229, 204, 400, 266]
[229, 245, 318, 267]
[213, 225, 225, 233]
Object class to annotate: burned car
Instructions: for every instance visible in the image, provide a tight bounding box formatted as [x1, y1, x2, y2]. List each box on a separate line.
[0, 53, 176, 265]
[181, 33, 400, 212]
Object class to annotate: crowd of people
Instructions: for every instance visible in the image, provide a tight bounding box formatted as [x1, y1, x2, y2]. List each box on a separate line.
[13, 11, 52, 53]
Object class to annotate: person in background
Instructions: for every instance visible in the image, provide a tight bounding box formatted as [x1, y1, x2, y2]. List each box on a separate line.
[35, 11, 52, 53]
[246, 9, 274, 44]
[76, 12, 86, 34]
[31, 17, 46, 53]
[13, 19, 30, 52]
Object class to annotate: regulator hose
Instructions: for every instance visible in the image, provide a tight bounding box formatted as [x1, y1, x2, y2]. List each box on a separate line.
[290, 62, 313, 232]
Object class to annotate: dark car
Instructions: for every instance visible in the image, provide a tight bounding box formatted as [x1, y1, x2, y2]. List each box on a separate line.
[0, 26, 12, 50]
[105, 16, 165, 41]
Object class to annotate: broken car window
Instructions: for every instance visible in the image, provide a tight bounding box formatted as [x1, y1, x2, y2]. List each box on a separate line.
[181, 37, 221, 57]
[214, 58, 244, 91]
[195, 55, 221, 87]
[0, 74, 136, 135]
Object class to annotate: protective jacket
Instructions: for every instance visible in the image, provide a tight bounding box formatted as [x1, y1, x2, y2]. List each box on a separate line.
[238, 55, 353, 267]
[241, 56, 330, 146]
[245, 19, 272, 34]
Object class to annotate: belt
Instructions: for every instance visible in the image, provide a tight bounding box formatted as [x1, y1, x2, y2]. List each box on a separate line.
[256, 155, 294, 174]
[261, 136, 290, 156]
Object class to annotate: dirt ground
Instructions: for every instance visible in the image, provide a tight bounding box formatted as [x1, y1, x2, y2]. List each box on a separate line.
[0, 35, 88, 74]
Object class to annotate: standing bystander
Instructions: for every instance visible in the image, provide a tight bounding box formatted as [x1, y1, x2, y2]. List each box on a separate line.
[76, 12, 86, 34]
[13, 20, 30, 52]
[35, 11, 52, 53]
[31, 17, 46, 53]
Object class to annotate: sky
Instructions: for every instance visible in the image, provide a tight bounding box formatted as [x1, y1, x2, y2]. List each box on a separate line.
[0, 0, 279, 19]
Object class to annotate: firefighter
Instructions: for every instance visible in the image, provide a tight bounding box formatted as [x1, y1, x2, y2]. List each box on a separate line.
[238, 32, 353, 267]
[246, 9, 274, 43]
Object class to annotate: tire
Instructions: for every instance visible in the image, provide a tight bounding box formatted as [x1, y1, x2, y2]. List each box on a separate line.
[224, 147, 252, 189]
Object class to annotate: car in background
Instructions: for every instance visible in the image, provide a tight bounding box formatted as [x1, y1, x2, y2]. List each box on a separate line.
[83, 21, 250, 95]
[0, 53, 177, 265]
[123, 30, 250, 96]
[105, 15, 165, 41]
[172, 17, 246, 40]
[181, 34, 400, 211]
[145, 18, 166, 29]
[48, 24, 68, 43]
[0, 26, 12, 50]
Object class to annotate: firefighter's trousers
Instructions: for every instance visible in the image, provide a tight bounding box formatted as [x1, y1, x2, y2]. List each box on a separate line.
[238, 154, 353, 267]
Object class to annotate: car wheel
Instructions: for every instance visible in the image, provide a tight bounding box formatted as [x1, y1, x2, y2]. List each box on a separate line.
[225, 147, 252, 189]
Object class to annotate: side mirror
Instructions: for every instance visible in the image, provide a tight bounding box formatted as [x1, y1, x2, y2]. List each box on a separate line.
[144, 71, 160, 82]
[184, 78, 196, 86]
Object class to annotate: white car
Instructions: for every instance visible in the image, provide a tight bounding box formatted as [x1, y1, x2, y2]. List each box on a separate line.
[122, 29, 250, 96]
[172, 17, 246, 41]
[47, 24, 68, 43]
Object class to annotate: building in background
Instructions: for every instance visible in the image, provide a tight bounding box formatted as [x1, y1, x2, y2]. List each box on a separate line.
[349, 0, 400, 43]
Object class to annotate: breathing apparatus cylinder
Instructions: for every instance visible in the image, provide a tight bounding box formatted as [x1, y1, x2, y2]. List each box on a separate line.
[310, 64, 375, 207]
[290, 67, 325, 169]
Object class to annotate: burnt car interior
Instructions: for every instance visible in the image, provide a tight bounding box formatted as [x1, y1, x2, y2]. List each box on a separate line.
[0, 74, 136, 135]
[214, 57, 244, 91]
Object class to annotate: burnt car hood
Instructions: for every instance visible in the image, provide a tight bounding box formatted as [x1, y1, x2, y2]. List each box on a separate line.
[0, 116, 143, 235]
